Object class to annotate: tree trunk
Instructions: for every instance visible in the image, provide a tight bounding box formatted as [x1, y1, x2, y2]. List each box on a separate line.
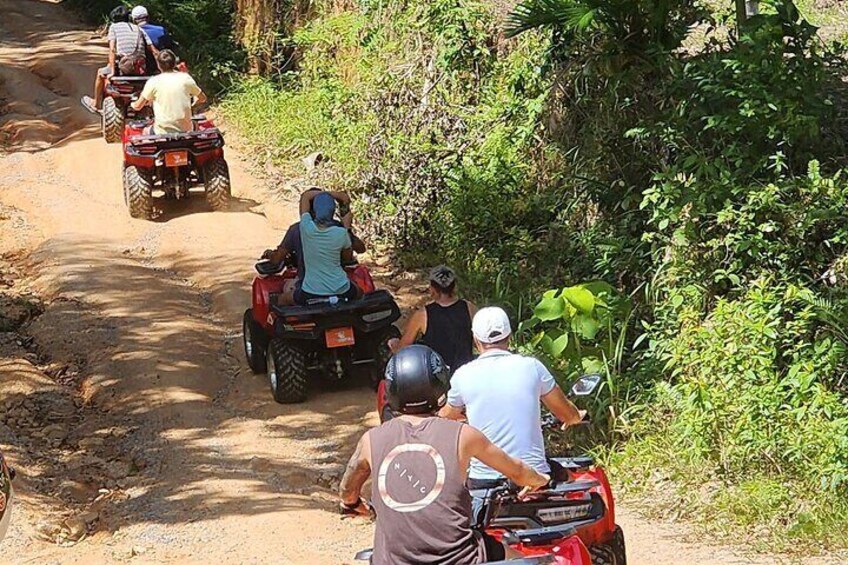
[234, 0, 320, 75]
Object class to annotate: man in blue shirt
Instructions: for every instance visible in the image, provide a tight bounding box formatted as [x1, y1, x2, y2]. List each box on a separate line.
[131, 6, 173, 50]
[263, 189, 366, 305]
[294, 191, 361, 304]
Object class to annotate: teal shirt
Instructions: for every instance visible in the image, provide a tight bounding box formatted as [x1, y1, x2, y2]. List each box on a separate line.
[300, 213, 352, 296]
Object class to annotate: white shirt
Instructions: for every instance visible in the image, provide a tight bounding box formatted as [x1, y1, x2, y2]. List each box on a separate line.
[447, 349, 556, 480]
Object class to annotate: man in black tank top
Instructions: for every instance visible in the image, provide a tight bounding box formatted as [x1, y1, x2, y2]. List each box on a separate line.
[340, 346, 549, 564]
[389, 266, 476, 374]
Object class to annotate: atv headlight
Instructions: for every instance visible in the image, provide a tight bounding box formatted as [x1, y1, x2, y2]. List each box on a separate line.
[362, 310, 393, 323]
[536, 503, 593, 524]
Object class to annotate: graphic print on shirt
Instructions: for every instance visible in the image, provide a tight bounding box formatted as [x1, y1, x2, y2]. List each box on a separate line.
[377, 443, 446, 513]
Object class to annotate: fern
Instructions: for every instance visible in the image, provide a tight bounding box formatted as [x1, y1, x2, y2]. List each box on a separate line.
[505, 0, 597, 38]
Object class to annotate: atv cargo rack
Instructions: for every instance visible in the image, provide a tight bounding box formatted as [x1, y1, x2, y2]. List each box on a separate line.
[270, 290, 401, 341]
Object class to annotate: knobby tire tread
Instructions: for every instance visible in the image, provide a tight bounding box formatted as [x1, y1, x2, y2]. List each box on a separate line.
[243, 309, 267, 374]
[124, 165, 153, 220]
[268, 338, 307, 404]
[590, 526, 626, 565]
[204, 157, 231, 211]
[102, 97, 123, 144]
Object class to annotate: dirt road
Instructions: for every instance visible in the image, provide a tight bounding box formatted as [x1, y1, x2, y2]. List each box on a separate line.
[0, 1, 811, 563]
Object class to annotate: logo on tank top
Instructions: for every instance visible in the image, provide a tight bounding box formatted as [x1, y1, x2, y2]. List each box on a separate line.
[377, 443, 446, 513]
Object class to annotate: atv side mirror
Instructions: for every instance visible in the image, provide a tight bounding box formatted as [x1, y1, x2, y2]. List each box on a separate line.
[570, 374, 602, 397]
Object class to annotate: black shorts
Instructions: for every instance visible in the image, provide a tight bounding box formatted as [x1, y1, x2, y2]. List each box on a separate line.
[293, 284, 359, 305]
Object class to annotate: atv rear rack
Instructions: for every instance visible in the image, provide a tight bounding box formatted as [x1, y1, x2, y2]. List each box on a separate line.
[270, 290, 401, 340]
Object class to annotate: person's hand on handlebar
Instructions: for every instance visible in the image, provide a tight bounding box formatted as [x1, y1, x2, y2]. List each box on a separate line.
[339, 497, 372, 519]
[561, 409, 589, 431]
[517, 470, 550, 500]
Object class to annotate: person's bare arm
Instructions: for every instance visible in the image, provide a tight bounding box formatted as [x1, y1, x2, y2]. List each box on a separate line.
[263, 245, 289, 264]
[541, 386, 584, 428]
[107, 39, 117, 74]
[390, 308, 426, 353]
[460, 425, 549, 495]
[328, 191, 351, 205]
[131, 93, 150, 111]
[439, 402, 465, 420]
[299, 190, 321, 214]
[350, 232, 366, 253]
[466, 300, 478, 319]
[194, 90, 207, 106]
[339, 433, 372, 507]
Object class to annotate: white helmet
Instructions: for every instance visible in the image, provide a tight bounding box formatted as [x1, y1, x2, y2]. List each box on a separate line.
[131, 5, 148, 21]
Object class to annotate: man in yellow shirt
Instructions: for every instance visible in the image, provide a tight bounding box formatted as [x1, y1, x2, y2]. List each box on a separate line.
[131, 50, 206, 134]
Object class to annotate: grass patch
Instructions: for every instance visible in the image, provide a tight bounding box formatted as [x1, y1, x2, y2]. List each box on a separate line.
[609, 436, 848, 554]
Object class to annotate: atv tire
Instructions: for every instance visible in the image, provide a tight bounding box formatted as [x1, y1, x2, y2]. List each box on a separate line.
[102, 96, 124, 144]
[124, 165, 153, 220]
[203, 157, 231, 211]
[243, 309, 267, 374]
[589, 526, 626, 565]
[267, 338, 307, 404]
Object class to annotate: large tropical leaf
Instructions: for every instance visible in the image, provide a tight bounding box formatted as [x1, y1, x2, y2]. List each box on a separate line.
[505, 0, 597, 38]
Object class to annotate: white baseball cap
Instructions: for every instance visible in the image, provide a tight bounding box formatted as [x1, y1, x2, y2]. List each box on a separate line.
[472, 307, 512, 344]
[131, 5, 148, 20]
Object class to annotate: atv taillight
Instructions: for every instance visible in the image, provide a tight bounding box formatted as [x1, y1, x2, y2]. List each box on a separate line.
[133, 145, 158, 155]
[194, 140, 219, 150]
[286, 322, 316, 331]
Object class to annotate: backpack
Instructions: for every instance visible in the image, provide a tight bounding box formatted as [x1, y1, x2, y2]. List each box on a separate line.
[117, 23, 147, 76]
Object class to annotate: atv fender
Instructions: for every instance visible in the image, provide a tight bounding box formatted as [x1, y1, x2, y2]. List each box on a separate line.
[252, 272, 293, 332]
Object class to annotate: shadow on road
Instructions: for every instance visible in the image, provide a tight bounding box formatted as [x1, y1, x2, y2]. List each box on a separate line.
[2, 235, 374, 542]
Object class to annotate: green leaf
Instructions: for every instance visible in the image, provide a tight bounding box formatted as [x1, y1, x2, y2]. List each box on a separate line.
[572, 314, 600, 339]
[550, 333, 569, 358]
[539, 333, 554, 355]
[562, 286, 595, 315]
[534, 295, 565, 321]
[671, 294, 684, 308]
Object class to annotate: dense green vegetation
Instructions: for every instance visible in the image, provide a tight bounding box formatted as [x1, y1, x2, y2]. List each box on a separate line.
[68, 0, 848, 552]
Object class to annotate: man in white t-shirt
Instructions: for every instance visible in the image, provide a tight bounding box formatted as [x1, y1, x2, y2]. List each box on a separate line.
[441, 306, 584, 487]
[131, 50, 205, 134]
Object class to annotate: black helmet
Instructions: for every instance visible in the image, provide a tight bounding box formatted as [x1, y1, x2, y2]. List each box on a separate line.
[110, 5, 131, 23]
[385, 345, 450, 415]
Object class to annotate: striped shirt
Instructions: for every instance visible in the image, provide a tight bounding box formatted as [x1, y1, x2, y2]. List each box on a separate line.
[107, 22, 151, 56]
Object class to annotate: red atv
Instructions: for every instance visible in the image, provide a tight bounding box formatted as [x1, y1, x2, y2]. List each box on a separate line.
[243, 259, 401, 404]
[353, 485, 593, 565]
[377, 374, 627, 565]
[100, 62, 188, 143]
[121, 116, 231, 220]
[101, 75, 150, 143]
